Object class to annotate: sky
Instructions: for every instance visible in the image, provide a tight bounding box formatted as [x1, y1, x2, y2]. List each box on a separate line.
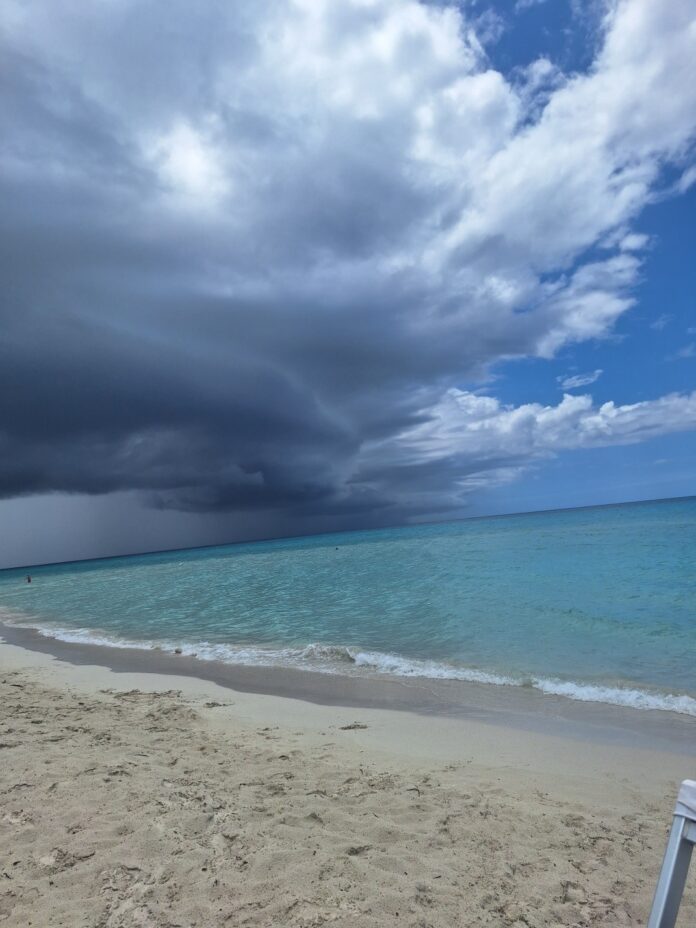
[1, 0, 695, 568]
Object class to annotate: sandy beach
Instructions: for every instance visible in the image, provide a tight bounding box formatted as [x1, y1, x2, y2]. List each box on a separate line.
[1, 637, 695, 928]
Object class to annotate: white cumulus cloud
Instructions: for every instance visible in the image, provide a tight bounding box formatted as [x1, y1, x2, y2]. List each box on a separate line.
[557, 370, 603, 390]
[352, 389, 696, 510]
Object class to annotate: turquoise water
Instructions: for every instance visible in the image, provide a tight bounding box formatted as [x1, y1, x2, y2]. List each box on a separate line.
[1, 498, 695, 714]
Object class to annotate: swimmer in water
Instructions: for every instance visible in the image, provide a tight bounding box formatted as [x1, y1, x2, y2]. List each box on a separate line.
[26, 575, 32, 584]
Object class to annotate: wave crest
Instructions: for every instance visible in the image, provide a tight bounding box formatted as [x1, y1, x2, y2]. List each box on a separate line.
[2, 615, 695, 717]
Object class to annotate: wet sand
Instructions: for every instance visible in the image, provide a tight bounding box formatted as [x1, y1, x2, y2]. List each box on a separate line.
[1, 633, 695, 927]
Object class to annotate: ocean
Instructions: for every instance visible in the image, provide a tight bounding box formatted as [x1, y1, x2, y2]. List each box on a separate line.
[1, 498, 695, 716]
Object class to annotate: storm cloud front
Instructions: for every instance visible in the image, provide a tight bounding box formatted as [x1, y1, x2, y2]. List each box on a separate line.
[2, 0, 696, 564]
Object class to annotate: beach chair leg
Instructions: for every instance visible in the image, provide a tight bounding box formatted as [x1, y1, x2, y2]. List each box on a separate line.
[647, 815, 694, 928]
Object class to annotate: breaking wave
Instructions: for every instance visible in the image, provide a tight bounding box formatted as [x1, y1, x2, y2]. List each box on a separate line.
[3, 614, 695, 717]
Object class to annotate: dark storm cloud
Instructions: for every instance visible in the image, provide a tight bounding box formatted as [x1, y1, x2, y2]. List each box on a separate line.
[2, 0, 696, 531]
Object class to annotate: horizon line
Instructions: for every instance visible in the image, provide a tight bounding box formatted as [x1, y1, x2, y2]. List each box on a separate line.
[2, 492, 695, 574]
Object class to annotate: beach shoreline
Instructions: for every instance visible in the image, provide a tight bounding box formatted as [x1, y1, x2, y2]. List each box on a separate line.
[2, 620, 696, 757]
[2, 635, 696, 925]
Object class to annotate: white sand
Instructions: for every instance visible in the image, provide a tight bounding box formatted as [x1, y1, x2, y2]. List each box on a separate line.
[1, 640, 694, 927]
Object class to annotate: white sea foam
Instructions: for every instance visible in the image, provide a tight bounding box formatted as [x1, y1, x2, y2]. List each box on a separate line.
[4, 616, 696, 717]
[347, 649, 516, 686]
[31, 625, 157, 651]
[532, 678, 696, 716]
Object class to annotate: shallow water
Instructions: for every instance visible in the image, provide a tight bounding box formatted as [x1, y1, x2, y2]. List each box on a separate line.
[1, 498, 695, 715]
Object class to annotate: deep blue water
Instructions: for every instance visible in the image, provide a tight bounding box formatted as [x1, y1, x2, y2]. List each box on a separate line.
[1, 498, 695, 714]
